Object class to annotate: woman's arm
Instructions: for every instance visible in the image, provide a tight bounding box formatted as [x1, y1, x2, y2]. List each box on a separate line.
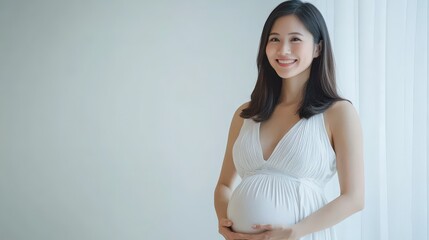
[214, 102, 251, 239]
[253, 100, 365, 239]
[214, 103, 245, 220]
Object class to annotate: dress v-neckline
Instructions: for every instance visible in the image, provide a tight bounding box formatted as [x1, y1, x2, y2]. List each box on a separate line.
[256, 118, 304, 161]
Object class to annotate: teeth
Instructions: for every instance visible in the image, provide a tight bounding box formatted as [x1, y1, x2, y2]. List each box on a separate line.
[278, 59, 296, 64]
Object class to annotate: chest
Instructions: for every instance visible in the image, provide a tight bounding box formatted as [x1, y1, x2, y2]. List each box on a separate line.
[259, 115, 303, 161]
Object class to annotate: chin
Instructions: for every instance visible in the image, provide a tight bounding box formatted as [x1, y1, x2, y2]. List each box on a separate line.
[274, 71, 296, 79]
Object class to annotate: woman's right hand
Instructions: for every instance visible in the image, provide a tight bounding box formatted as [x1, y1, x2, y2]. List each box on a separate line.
[219, 218, 252, 240]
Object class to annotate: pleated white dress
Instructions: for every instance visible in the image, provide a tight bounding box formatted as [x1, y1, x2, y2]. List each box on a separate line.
[227, 112, 337, 240]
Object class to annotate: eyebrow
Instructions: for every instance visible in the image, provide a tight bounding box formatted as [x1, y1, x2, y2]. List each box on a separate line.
[269, 32, 304, 36]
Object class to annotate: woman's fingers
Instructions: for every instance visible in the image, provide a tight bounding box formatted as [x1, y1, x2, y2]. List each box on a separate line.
[245, 232, 270, 240]
[220, 226, 252, 240]
[252, 224, 273, 231]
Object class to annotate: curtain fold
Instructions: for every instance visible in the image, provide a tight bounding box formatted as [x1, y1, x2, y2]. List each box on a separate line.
[325, 0, 427, 239]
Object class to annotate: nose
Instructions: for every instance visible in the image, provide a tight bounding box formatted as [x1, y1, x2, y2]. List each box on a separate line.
[278, 42, 291, 55]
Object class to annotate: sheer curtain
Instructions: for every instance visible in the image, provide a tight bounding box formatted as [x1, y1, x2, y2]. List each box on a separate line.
[325, 0, 428, 239]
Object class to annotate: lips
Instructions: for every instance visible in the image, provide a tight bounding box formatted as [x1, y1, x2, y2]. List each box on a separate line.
[276, 59, 297, 67]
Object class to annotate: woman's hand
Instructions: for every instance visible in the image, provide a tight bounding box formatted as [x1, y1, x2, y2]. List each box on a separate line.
[218, 219, 300, 240]
[249, 224, 299, 240]
[218, 218, 254, 240]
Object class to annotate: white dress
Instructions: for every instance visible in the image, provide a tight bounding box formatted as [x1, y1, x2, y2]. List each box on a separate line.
[227, 112, 337, 240]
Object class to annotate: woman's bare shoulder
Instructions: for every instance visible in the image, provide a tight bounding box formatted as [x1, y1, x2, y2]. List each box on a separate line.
[229, 101, 251, 133]
[325, 100, 361, 136]
[237, 101, 250, 111]
[230, 101, 250, 120]
[326, 100, 356, 117]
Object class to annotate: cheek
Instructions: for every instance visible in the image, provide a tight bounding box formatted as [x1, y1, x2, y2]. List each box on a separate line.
[294, 46, 313, 61]
[265, 45, 276, 59]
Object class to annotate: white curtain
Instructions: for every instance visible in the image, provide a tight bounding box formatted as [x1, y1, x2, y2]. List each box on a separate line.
[325, 0, 428, 239]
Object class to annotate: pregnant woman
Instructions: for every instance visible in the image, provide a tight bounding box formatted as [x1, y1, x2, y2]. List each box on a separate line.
[214, 1, 364, 240]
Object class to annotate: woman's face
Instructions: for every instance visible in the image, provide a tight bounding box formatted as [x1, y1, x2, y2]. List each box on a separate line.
[265, 15, 321, 81]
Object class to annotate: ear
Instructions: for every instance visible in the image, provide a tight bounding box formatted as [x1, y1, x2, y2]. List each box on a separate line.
[313, 40, 323, 58]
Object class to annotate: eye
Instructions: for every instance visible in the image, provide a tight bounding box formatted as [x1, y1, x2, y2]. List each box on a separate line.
[269, 37, 280, 42]
[291, 37, 301, 42]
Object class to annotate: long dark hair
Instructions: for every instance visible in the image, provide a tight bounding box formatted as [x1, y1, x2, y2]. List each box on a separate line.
[241, 0, 348, 121]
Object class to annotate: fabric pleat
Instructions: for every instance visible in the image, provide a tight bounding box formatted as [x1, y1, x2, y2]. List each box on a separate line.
[227, 112, 337, 239]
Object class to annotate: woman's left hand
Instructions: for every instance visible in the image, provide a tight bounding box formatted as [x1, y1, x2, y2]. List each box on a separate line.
[249, 224, 299, 240]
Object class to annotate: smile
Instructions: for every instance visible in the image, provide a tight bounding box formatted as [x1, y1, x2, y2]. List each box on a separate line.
[276, 59, 297, 67]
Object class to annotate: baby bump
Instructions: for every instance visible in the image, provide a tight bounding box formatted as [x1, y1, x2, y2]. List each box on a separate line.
[227, 174, 297, 233]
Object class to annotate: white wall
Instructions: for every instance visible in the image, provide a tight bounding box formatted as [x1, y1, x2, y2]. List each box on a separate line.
[0, 1, 346, 239]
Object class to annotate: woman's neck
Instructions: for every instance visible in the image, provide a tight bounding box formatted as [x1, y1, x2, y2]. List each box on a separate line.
[277, 66, 310, 106]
